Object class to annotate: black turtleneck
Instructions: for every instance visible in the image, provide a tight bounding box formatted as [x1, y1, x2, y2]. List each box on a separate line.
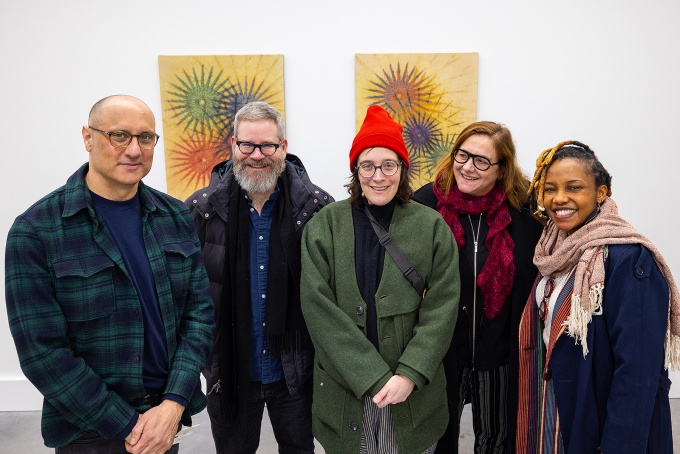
[352, 199, 397, 349]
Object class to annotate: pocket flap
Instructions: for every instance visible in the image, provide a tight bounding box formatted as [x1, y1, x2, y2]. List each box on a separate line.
[54, 255, 113, 278]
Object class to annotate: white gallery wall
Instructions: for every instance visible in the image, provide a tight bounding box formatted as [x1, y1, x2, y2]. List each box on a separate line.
[1, 0, 679, 410]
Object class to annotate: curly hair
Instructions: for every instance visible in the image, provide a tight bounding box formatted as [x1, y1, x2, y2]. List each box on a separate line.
[527, 140, 613, 222]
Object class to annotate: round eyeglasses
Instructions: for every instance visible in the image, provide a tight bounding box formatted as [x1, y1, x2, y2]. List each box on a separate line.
[89, 127, 159, 150]
[356, 160, 402, 178]
[236, 141, 281, 156]
[453, 149, 503, 172]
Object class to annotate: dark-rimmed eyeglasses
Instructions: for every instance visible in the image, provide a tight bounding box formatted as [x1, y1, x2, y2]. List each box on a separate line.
[236, 141, 281, 156]
[539, 277, 555, 321]
[89, 127, 159, 150]
[356, 160, 402, 178]
[453, 149, 503, 172]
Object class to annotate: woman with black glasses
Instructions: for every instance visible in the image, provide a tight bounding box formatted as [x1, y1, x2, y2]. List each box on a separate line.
[414, 121, 542, 453]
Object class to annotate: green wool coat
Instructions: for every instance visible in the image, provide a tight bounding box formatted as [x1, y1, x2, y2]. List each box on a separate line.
[301, 200, 460, 454]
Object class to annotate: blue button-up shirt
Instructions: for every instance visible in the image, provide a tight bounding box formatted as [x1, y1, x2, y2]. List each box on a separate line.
[246, 187, 284, 383]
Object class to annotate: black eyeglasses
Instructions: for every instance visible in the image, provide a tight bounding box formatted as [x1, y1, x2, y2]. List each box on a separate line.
[89, 127, 159, 150]
[356, 160, 402, 178]
[236, 141, 281, 156]
[453, 149, 503, 171]
[539, 277, 555, 321]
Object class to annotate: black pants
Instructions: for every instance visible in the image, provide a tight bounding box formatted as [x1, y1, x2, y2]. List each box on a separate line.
[207, 379, 314, 454]
[436, 364, 509, 454]
[55, 432, 179, 454]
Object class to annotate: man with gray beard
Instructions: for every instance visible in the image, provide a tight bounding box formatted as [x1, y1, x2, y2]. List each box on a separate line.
[186, 101, 333, 453]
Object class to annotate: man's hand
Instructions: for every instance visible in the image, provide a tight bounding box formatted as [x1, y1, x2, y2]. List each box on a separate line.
[125, 400, 184, 454]
[372, 375, 415, 409]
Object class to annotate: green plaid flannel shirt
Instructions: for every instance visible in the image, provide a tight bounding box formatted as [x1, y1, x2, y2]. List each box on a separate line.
[4, 164, 213, 447]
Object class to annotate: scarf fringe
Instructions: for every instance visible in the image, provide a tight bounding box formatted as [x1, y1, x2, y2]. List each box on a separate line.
[269, 329, 311, 356]
[665, 330, 680, 370]
[566, 283, 604, 358]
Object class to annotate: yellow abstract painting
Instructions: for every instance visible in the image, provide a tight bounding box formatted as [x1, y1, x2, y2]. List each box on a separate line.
[158, 54, 285, 200]
[356, 53, 478, 188]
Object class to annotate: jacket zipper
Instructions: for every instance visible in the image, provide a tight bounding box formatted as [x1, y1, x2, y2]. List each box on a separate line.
[207, 379, 221, 395]
[468, 214, 482, 371]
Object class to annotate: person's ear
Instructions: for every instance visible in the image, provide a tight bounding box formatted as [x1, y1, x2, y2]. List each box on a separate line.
[596, 185, 608, 205]
[82, 126, 93, 152]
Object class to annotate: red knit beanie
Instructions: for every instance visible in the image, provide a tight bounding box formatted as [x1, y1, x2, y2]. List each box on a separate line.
[349, 105, 410, 171]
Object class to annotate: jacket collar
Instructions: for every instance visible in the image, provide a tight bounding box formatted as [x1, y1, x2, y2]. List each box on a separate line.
[190, 153, 317, 226]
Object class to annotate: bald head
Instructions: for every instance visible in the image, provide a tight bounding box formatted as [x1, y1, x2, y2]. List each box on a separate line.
[82, 94, 157, 201]
[88, 95, 155, 128]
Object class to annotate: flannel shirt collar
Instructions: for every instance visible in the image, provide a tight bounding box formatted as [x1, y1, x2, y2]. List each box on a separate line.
[62, 163, 168, 220]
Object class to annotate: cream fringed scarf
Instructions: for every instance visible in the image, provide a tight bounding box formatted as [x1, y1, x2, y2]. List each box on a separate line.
[534, 197, 680, 369]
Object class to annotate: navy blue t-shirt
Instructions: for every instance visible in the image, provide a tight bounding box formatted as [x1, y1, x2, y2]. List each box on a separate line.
[91, 191, 169, 392]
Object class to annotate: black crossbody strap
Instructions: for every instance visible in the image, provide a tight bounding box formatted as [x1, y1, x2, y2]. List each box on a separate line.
[364, 207, 426, 298]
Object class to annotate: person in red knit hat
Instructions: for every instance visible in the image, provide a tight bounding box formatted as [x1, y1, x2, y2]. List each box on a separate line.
[300, 104, 461, 453]
[348, 105, 411, 171]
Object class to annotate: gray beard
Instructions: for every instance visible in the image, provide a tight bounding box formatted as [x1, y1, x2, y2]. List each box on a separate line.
[233, 158, 286, 195]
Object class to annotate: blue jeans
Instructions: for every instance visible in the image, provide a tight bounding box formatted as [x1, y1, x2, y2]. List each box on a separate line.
[207, 379, 313, 454]
[54, 431, 180, 454]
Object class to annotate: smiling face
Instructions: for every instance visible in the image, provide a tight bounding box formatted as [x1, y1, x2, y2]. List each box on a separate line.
[232, 119, 287, 195]
[453, 134, 502, 197]
[357, 147, 401, 206]
[543, 158, 608, 235]
[82, 97, 155, 201]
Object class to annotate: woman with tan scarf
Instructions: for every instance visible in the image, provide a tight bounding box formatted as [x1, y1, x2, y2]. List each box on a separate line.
[516, 141, 680, 453]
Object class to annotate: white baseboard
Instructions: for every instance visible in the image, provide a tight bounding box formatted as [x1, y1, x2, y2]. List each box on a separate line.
[0, 378, 44, 411]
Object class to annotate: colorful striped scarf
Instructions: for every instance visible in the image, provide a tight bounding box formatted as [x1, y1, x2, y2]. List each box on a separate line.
[516, 271, 575, 453]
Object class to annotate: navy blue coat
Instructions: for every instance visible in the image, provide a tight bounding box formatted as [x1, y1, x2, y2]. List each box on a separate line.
[549, 244, 673, 453]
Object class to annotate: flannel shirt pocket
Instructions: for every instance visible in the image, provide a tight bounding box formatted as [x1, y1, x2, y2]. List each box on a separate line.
[163, 241, 200, 306]
[53, 255, 116, 321]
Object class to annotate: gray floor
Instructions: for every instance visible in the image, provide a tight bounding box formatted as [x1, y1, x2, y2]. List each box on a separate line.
[2, 401, 679, 453]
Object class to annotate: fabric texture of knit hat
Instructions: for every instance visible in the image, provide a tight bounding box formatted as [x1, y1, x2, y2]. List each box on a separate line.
[349, 105, 410, 171]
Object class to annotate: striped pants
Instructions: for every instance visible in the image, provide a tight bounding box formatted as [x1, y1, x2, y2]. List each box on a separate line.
[360, 396, 436, 454]
[456, 364, 509, 454]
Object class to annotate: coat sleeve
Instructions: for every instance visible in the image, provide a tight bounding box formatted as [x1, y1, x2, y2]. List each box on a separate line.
[599, 244, 669, 452]
[300, 210, 393, 399]
[394, 215, 460, 389]
[4, 216, 137, 439]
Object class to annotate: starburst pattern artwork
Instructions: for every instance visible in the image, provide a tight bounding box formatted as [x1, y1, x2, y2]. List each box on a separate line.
[356, 53, 478, 188]
[159, 55, 285, 200]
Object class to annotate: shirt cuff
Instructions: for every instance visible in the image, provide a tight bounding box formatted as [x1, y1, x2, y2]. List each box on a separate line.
[163, 393, 189, 409]
[115, 412, 139, 440]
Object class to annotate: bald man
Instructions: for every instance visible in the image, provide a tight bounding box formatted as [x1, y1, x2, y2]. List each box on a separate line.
[5, 95, 214, 454]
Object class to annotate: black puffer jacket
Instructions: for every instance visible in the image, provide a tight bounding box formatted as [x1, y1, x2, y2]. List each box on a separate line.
[185, 154, 333, 403]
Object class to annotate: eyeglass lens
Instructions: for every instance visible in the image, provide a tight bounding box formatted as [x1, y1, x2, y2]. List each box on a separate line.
[111, 132, 157, 148]
[454, 149, 492, 171]
[358, 161, 400, 178]
[237, 142, 279, 156]
[91, 127, 158, 149]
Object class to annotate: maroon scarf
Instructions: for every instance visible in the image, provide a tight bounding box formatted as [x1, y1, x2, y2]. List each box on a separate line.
[434, 181, 515, 318]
